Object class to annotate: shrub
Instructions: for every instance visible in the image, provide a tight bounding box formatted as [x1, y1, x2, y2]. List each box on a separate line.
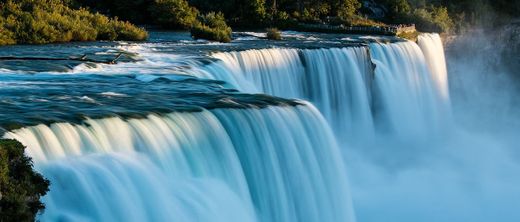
[149, 0, 199, 29]
[191, 12, 232, 43]
[384, 0, 412, 21]
[0, 0, 148, 45]
[112, 20, 149, 41]
[337, 0, 362, 21]
[266, 28, 281, 40]
[397, 30, 419, 41]
[0, 139, 50, 221]
[0, 17, 16, 45]
[409, 6, 454, 33]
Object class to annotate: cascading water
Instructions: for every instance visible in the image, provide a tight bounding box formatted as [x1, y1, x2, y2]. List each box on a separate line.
[194, 47, 375, 141]
[5, 105, 355, 222]
[369, 38, 449, 137]
[3, 30, 507, 222]
[192, 36, 449, 140]
[418, 33, 449, 100]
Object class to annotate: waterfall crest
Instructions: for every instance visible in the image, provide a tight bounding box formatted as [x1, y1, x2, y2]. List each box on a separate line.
[5, 105, 355, 222]
[193, 38, 450, 139]
[195, 47, 375, 141]
[1, 32, 454, 222]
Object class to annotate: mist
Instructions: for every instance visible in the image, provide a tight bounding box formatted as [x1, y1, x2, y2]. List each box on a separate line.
[346, 23, 520, 222]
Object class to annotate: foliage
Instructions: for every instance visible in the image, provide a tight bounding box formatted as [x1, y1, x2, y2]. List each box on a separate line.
[149, 0, 199, 29]
[112, 20, 150, 41]
[0, 139, 50, 221]
[266, 28, 281, 40]
[383, 0, 411, 21]
[2, 0, 518, 44]
[380, 0, 454, 33]
[337, 0, 362, 21]
[68, 0, 151, 24]
[191, 12, 232, 43]
[190, 0, 267, 27]
[397, 30, 419, 41]
[408, 6, 454, 33]
[0, 0, 148, 45]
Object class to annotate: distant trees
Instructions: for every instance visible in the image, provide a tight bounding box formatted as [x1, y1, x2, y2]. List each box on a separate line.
[149, 0, 199, 29]
[189, 0, 363, 27]
[337, 0, 362, 20]
[380, 0, 520, 32]
[379, 0, 454, 33]
[383, 0, 411, 21]
[3, 0, 517, 45]
[409, 6, 453, 33]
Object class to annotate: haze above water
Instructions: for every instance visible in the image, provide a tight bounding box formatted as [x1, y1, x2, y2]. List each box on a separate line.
[1, 31, 519, 222]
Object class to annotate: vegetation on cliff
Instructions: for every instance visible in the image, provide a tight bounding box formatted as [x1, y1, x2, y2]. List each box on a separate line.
[0, 139, 50, 221]
[1, 0, 519, 44]
[0, 0, 147, 45]
[69, 0, 520, 36]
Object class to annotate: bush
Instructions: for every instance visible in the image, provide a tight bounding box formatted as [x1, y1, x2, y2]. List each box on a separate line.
[266, 28, 282, 40]
[0, 0, 148, 45]
[397, 30, 419, 41]
[409, 6, 454, 33]
[0, 139, 50, 221]
[112, 19, 149, 41]
[191, 12, 232, 43]
[337, 0, 362, 21]
[149, 0, 199, 29]
[384, 0, 412, 21]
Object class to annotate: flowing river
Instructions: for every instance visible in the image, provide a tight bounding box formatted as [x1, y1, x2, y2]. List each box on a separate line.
[1, 31, 518, 222]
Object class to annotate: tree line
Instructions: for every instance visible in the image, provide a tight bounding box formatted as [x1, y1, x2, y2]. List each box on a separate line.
[1, 0, 519, 44]
[70, 0, 520, 32]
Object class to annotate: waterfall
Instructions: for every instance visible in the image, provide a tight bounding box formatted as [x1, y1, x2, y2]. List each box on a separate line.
[418, 33, 449, 100]
[1, 31, 456, 222]
[5, 105, 355, 222]
[369, 39, 449, 137]
[194, 47, 375, 141]
[191, 37, 449, 139]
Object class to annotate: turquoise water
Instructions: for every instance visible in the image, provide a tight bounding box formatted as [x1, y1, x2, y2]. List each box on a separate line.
[1, 31, 519, 222]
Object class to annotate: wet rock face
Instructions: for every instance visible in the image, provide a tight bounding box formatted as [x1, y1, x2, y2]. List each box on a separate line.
[447, 21, 520, 79]
[499, 21, 520, 75]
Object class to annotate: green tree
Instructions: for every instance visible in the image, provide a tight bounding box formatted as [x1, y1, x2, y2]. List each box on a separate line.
[0, 139, 50, 221]
[337, 0, 361, 20]
[149, 0, 199, 29]
[384, 0, 412, 21]
[409, 5, 453, 33]
[0, 0, 147, 45]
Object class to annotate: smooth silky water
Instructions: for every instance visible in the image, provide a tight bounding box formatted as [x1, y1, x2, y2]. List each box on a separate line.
[1, 31, 518, 222]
